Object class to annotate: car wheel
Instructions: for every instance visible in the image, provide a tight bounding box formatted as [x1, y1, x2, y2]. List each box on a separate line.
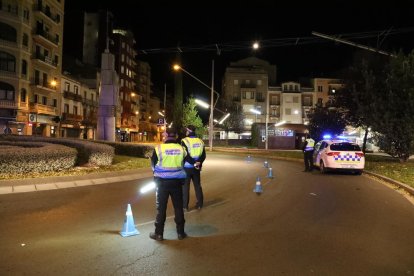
[355, 170, 362, 175]
[320, 161, 327, 174]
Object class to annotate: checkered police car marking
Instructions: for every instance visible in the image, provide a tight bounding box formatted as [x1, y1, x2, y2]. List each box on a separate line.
[334, 153, 361, 162]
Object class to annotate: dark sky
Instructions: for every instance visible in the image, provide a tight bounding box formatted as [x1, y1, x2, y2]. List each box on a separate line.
[64, 0, 414, 99]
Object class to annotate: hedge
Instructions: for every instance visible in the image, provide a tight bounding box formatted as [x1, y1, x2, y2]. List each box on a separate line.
[94, 140, 154, 158]
[0, 135, 114, 166]
[0, 141, 77, 173]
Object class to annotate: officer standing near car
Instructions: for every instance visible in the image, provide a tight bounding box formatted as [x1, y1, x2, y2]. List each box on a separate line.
[302, 133, 315, 172]
[150, 128, 188, 241]
[181, 125, 206, 211]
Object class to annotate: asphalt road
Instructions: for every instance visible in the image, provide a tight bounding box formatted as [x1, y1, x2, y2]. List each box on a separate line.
[0, 152, 413, 275]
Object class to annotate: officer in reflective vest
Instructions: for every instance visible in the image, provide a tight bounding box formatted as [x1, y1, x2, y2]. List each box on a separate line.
[302, 133, 315, 172]
[181, 125, 206, 211]
[150, 128, 189, 241]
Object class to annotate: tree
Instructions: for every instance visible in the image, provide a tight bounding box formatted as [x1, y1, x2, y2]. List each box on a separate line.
[337, 50, 414, 161]
[335, 52, 388, 153]
[220, 101, 245, 142]
[307, 105, 347, 141]
[373, 50, 414, 161]
[182, 96, 207, 138]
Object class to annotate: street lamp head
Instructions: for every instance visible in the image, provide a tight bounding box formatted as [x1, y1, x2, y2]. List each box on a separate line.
[195, 99, 210, 109]
[250, 108, 261, 115]
[253, 41, 260, 50]
[50, 80, 57, 87]
[173, 64, 181, 71]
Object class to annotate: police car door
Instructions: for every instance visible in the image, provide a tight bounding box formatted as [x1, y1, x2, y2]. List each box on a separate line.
[312, 141, 322, 166]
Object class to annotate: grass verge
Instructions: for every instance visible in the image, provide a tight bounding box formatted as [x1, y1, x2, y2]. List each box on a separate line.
[0, 155, 151, 180]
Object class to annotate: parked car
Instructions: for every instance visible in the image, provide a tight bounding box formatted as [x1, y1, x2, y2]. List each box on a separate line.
[312, 139, 365, 175]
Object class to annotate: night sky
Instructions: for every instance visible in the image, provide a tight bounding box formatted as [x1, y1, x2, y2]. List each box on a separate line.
[64, 0, 414, 99]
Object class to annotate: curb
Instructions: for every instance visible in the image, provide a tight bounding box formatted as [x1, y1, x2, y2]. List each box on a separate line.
[0, 170, 153, 195]
[363, 170, 414, 197]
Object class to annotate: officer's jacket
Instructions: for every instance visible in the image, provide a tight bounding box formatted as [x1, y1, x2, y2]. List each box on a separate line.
[152, 142, 187, 179]
[304, 138, 315, 151]
[181, 136, 205, 168]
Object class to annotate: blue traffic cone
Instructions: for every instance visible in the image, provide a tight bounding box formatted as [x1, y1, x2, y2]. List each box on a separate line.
[264, 160, 269, 168]
[120, 203, 140, 237]
[267, 167, 274, 179]
[246, 155, 252, 162]
[253, 176, 263, 195]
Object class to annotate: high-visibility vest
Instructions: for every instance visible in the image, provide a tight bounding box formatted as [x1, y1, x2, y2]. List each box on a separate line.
[182, 137, 204, 168]
[305, 138, 315, 151]
[154, 143, 186, 179]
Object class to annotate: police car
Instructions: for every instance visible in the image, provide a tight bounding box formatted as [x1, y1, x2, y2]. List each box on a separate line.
[312, 137, 365, 175]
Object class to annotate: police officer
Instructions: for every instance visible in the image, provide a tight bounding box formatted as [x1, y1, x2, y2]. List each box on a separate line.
[150, 128, 188, 241]
[302, 133, 315, 172]
[181, 125, 206, 211]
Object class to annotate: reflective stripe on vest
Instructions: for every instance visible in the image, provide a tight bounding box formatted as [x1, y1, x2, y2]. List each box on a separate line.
[154, 144, 186, 179]
[182, 137, 204, 168]
[305, 138, 315, 151]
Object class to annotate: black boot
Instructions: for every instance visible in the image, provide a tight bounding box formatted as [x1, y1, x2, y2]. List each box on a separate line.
[149, 232, 163, 241]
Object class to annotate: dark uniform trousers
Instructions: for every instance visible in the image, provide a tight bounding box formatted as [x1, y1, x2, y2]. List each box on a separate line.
[304, 150, 314, 171]
[154, 178, 185, 235]
[183, 168, 203, 209]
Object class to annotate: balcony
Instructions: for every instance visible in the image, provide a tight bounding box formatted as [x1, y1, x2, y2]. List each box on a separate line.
[0, 70, 17, 79]
[0, 100, 17, 109]
[32, 53, 57, 68]
[62, 112, 83, 122]
[29, 103, 57, 115]
[82, 117, 97, 126]
[33, 29, 58, 46]
[0, 38, 17, 48]
[63, 91, 83, 102]
[33, 4, 60, 24]
[82, 98, 99, 107]
[0, 5, 30, 25]
[30, 78, 57, 91]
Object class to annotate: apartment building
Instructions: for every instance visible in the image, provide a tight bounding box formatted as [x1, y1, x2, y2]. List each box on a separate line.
[112, 29, 139, 142]
[136, 60, 154, 141]
[59, 74, 98, 139]
[0, 0, 64, 136]
[222, 57, 276, 135]
[222, 57, 344, 148]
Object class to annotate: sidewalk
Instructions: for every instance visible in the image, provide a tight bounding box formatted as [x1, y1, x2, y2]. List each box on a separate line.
[0, 168, 153, 195]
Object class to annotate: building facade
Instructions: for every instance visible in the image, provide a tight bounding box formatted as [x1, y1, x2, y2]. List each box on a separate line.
[222, 57, 276, 136]
[222, 57, 344, 148]
[59, 74, 98, 139]
[0, 0, 64, 136]
[112, 29, 139, 142]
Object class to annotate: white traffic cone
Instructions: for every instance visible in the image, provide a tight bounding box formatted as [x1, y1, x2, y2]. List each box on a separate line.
[253, 176, 263, 195]
[120, 203, 140, 237]
[267, 167, 274, 179]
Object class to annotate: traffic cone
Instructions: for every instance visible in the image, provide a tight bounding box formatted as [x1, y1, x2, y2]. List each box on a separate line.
[120, 203, 140, 237]
[264, 160, 269, 168]
[267, 167, 274, 179]
[253, 176, 263, 195]
[246, 155, 252, 162]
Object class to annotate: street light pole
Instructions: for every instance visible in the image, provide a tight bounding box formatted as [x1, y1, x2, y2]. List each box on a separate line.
[209, 60, 214, 152]
[173, 61, 218, 151]
[265, 90, 269, 150]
